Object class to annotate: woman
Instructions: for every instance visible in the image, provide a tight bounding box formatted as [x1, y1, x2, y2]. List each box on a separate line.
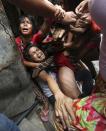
[8, 0, 106, 129]
[16, 15, 54, 122]
[23, 44, 77, 129]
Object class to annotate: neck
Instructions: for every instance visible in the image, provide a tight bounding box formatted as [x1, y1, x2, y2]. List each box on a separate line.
[21, 34, 32, 44]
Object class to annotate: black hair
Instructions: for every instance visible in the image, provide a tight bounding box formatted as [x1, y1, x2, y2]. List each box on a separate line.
[23, 43, 45, 62]
[23, 39, 64, 62]
[19, 15, 37, 35]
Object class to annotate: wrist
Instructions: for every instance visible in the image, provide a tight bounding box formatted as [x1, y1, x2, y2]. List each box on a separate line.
[54, 89, 64, 97]
[54, 5, 66, 21]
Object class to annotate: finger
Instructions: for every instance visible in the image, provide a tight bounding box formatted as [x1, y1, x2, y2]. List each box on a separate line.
[75, 6, 80, 14]
[75, 7, 83, 15]
[55, 110, 59, 117]
[55, 9, 61, 18]
[55, 102, 62, 117]
[71, 12, 77, 18]
[55, 5, 64, 20]
[65, 103, 77, 124]
[71, 18, 77, 23]
[70, 24, 75, 28]
[54, 118, 64, 131]
[58, 109, 66, 129]
[55, 100, 61, 111]
[55, 102, 59, 117]
[55, 6, 61, 18]
[61, 105, 71, 130]
[65, 101, 76, 121]
[55, 102, 67, 130]
[60, 116, 66, 129]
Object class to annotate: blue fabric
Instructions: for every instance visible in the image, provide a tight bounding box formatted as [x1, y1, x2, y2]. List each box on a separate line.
[0, 114, 20, 131]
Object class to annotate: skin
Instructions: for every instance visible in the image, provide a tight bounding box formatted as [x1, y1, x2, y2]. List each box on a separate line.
[8, 0, 78, 128]
[29, 46, 45, 62]
[18, 16, 51, 68]
[28, 46, 77, 129]
[20, 17, 33, 36]
[8, 0, 77, 24]
[58, 66, 80, 99]
[70, 13, 91, 33]
[18, 17, 78, 130]
[75, 0, 90, 15]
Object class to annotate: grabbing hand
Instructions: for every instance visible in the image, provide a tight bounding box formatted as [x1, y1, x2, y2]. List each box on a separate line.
[54, 4, 65, 21]
[55, 91, 77, 130]
[62, 11, 77, 24]
[75, 0, 89, 15]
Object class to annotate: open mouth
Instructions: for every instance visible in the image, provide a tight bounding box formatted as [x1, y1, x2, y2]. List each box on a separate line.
[22, 28, 29, 32]
[38, 54, 45, 60]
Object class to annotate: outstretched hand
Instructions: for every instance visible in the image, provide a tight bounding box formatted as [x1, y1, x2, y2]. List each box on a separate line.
[55, 91, 77, 130]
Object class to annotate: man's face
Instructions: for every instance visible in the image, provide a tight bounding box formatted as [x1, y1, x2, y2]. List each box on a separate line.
[20, 17, 33, 35]
[29, 46, 45, 62]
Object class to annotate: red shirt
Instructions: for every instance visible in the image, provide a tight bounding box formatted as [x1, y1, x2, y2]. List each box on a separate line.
[16, 31, 75, 71]
[55, 53, 75, 71]
[91, 20, 101, 33]
[15, 31, 42, 59]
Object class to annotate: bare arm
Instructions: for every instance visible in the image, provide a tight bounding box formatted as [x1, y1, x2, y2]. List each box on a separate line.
[8, 0, 56, 17]
[38, 70, 61, 95]
[8, 0, 76, 24]
[38, 70, 76, 129]
[70, 25, 86, 33]
[71, 27, 86, 33]
[64, 31, 73, 48]
[23, 60, 40, 68]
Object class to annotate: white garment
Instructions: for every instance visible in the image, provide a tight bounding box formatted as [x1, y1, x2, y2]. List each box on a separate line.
[37, 71, 56, 97]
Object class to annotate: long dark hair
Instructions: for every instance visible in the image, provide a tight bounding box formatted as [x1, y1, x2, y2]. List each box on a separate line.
[23, 40, 64, 62]
[23, 43, 45, 61]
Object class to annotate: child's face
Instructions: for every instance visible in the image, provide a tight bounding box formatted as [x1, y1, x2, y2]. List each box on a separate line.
[19, 17, 33, 36]
[29, 46, 45, 62]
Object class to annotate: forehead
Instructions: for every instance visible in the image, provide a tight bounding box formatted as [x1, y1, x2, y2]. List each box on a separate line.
[20, 17, 32, 23]
[29, 46, 38, 52]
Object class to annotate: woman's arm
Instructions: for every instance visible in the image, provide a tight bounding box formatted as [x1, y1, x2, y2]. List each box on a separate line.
[71, 27, 86, 33]
[8, 0, 56, 17]
[38, 70, 76, 129]
[38, 70, 61, 95]
[64, 31, 74, 48]
[23, 60, 40, 68]
[70, 25, 86, 33]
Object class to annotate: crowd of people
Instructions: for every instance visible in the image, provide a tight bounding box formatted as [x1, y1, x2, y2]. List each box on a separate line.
[1, 0, 106, 131]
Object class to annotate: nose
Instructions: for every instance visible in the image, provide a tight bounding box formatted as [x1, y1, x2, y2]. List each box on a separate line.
[23, 22, 27, 26]
[36, 51, 40, 56]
